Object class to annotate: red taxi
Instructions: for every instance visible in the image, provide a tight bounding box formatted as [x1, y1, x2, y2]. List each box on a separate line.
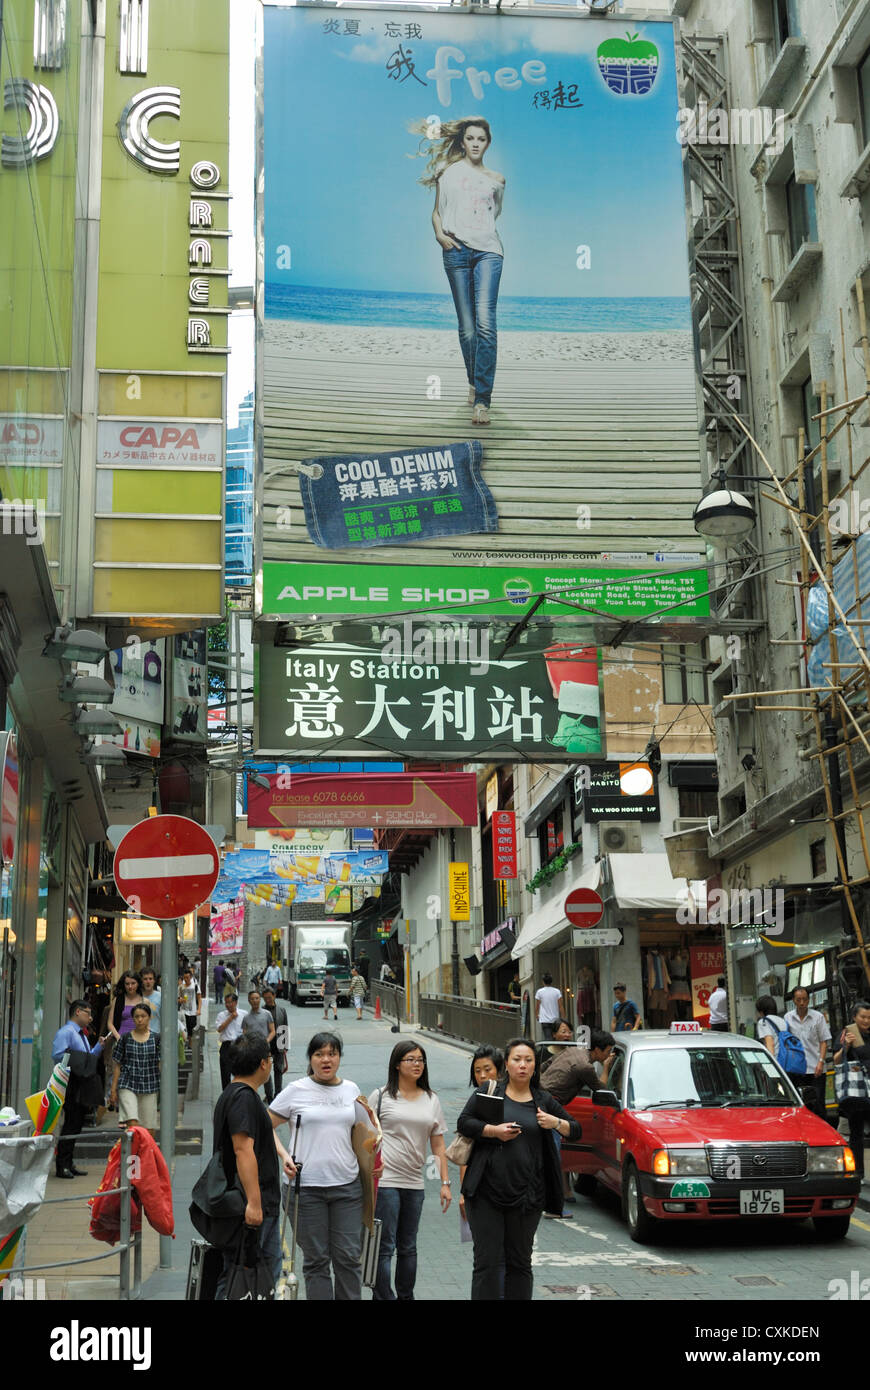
[560, 1021, 859, 1243]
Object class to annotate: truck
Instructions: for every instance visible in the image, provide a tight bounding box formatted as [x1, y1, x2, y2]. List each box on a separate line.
[285, 921, 353, 1007]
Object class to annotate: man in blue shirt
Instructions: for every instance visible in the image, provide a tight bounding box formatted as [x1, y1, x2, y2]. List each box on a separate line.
[51, 1000, 108, 1179]
[612, 983, 642, 1033]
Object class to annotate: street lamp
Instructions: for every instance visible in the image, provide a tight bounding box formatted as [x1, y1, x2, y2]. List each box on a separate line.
[693, 472, 757, 542]
[43, 625, 109, 664]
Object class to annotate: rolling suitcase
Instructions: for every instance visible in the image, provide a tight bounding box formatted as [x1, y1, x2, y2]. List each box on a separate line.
[186, 1238, 223, 1300]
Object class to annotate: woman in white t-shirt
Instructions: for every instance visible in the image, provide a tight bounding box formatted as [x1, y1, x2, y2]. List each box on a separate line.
[368, 1040, 450, 1301]
[269, 1031, 365, 1300]
[412, 116, 505, 428]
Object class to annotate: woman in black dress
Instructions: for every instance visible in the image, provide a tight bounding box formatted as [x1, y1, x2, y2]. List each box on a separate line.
[457, 1037, 581, 1301]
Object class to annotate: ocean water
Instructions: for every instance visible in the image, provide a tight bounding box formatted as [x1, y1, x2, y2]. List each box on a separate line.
[265, 282, 691, 334]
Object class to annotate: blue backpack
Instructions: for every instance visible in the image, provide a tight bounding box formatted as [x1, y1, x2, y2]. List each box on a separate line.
[760, 1016, 807, 1075]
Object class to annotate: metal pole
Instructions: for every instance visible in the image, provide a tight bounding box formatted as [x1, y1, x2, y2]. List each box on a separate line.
[159, 917, 178, 1269]
[119, 1128, 131, 1299]
[449, 828, 460, 998]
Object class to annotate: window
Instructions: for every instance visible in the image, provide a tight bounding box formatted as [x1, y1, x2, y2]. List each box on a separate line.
[661, 642, 708, 705]
[537, 808, 564, 866]
[626, 1046, 796, 1110]
[678, 786, 719, 820]
[810, 838, 827, 877]
[801, 375, 836, 463]
[859, 45, 870, 148]
[786, 175, 818, 259]
[773, 0, 800, 51]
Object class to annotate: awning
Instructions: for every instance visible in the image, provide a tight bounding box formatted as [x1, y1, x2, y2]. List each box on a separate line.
[522, 769, 574, 838]
[512, 862, 601, 959]
[607, 853, 690, 912]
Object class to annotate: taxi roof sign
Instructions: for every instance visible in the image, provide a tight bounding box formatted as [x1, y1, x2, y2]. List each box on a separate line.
[669, 1020, 702, 1034]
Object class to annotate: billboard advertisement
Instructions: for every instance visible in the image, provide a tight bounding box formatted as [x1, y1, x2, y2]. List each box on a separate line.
[256, 627, 604, 761]
[259, 5, 703, 621]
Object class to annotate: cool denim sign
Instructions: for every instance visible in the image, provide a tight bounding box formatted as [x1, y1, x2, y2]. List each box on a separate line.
[298, 441, 497, 550]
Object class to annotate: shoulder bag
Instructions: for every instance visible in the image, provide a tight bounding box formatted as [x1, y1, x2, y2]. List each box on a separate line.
[834, 1054, 870, 1105]
[189, 1084, 247, 1247]
[445, 1079, 498, 1166]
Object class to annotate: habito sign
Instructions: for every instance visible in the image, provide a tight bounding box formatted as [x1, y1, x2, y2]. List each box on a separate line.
[255, 630, 604, 762]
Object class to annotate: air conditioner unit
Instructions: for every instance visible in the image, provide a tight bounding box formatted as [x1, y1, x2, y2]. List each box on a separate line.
[672, 817, 710, 833]
[598, 821, 643, 854]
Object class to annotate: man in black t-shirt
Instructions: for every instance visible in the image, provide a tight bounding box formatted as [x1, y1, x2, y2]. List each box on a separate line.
[213, 1033, 291, 1297]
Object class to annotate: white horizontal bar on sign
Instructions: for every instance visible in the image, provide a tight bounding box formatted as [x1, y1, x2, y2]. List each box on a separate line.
[119, 854, 215, 879]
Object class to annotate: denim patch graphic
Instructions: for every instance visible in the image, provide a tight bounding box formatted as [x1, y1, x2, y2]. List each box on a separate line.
[298, 441, 498, 550]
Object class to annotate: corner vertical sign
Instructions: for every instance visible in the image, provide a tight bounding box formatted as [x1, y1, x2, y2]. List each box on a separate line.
[492, 810, 517, 880]
[449, 862, 471, 921]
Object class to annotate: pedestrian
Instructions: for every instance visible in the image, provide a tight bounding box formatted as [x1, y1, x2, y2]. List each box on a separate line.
[358, 951, 370, 985]
[539, 1021, 615, 1215]
[109, 1003, 160, 1136]
[223, 962, 237, 1003]
[268, 1031, 365, 1300]
[458, 1045, 504, 1223]
[508, 972, 521, 1006]
[242, 991, 277, 1102]
[262, 987, 289, 1091]
[783, 986, 832, 1119]
[215, 993, 247, 1090]
[178, 967, 201, 1045]
[140, 969, 162, 1037]
[368, 1040, 450, 1301]
[534, 973, 562, 1040]
[321, 969, 338, 1021]
[263, 959, 282, 992]
[458, 1037, 581, 1301]
[833, 1000, 870, 1182]
[755, 994, 808, 1090]
[611, 983, 642, 1033]
[213, 1033, 286, 1298]
[214, 959, 226, 1005]
[193, 956, 202, 988]
[51, 999, 111, 1178]
[109, 971, 145, 1040]
[349, 967, 366, 1020]
[708, 976, 728, 1032]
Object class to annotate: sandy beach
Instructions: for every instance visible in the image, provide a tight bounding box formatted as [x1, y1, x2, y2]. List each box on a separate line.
[265, 318, 693, 365]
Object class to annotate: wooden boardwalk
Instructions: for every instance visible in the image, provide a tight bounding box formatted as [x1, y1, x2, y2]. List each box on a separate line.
[262, 346, 703, 563]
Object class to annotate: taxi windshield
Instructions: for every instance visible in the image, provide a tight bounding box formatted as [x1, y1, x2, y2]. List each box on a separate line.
[626, 1047, 798, 1110]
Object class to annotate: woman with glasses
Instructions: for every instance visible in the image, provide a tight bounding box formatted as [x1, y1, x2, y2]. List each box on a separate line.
[368, 1039, 450, 1301]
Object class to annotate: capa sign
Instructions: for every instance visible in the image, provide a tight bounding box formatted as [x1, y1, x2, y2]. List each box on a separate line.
[119, 426, 201, 449]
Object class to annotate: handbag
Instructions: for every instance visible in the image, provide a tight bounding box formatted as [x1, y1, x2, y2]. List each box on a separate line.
[189, 1086, 247, 1247]
[834, 1057, 870, 1104]
[224, 1226, 275, 1301]
[446, 1079, 497, 1166]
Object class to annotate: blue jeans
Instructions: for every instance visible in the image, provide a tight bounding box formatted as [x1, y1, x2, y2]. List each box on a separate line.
[442, 242, 503, 408]
[373, 1186, 426, 1301]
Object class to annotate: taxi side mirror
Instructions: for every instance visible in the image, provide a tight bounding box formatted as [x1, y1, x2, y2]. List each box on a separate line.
[594, 1089, 620, 1110]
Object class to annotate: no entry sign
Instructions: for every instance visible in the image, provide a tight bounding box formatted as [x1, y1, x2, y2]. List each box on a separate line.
[564, 886, 604, 930]
[114, 815, 219, 920]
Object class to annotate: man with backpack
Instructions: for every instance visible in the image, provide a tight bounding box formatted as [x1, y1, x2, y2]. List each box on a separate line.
[755, 994, 808, 1094]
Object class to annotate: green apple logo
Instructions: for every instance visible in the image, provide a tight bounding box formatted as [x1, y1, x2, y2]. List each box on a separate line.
[504, 578, 532, 608]
[597, 31, 660, 96]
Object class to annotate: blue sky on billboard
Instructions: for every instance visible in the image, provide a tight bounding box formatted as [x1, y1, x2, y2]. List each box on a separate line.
[263, 8, 687, 302]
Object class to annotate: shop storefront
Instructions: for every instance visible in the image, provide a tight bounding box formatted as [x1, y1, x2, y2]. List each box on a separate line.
[480, 917, 517, 1005]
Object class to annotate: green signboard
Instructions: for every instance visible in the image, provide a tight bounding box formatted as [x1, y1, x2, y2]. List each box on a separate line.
[261, 560, 710, 622]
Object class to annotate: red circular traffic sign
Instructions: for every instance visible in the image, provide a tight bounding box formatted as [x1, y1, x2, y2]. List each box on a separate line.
[114, 815, 219, 920]
[564, 886, 604, 929]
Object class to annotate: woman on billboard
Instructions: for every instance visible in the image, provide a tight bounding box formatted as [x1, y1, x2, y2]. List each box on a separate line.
[413, 117, 505, 427]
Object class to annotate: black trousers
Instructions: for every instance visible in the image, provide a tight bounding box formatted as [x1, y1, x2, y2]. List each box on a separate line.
[219, 1041, 233, 1091]
[791, 1072, 826, 1121]
[841, 1100, 870, 1180]
[465, 1192, 542, 1301]
[710, 1021, 729, 1032]
[56, 1097, 88, 1172]
[540, 1022, 555, 1041]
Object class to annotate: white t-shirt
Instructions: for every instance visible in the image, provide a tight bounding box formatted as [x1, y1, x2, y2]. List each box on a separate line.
[535, 985, 562, 1024]
[215, 1007, 247, 1042]
[708, 987, 728, 1025]
[757, 1015, 786, 1043]
[368, 1088, 447, 1190]
[270, 1077, 361, 1187]
[437, 160, 504, 255]
[180, 981, 199, 1016]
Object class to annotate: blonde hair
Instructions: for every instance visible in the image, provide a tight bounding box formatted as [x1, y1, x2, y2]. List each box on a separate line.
[408, 116, 493, 188]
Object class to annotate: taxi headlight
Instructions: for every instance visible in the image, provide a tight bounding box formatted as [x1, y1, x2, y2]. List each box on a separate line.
[667, 1149, 710, 1176]
[807, 1146, 848, 1174]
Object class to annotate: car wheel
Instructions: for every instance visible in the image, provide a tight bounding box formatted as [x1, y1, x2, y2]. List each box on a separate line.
[622, 1161, 659, 1244]
[812, 1214, 851, 1240]
[572, 1174, 597, 1197]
